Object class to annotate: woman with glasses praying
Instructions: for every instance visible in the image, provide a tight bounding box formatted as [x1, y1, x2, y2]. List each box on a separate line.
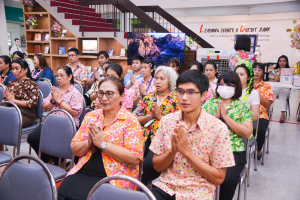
[252, 63, 274, 160]
[203, 71, 253, 200]
[57, 76, 143, 200]
[135, 66, 180, 186]
[27, 66, 84, 165]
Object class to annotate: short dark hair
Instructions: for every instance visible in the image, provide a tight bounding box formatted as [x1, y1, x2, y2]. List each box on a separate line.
[105, 63, 123, 78]
[188, 61, 203, 73]
[97, 51, 109, 59]
[216, 71, 242, 100]
[235, 35, 251, 52]
[275, 55, 289, 69]
[57, 66, 75, 85]
[14, 38, 20, 42]
[98, 76, 125, 96]
[68, 48, 80, 55]
[0, 55, 12, 71]
[142, 59, 155, 68]
[167, 58, 180, 68]
[252, 62, 265, 78]
[12, 58, 32, 80]
[176, 70, 209, 95]
[103, 61, 114, 66]
[12, 51, 25, 59]
[131, 55, 144, 63]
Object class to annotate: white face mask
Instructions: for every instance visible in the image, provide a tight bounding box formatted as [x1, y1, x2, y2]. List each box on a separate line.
[217, 86, 235, 99]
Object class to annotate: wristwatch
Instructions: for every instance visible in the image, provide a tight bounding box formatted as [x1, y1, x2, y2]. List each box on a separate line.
[100, 141, 107, 150]
[50, 99, 56, 105]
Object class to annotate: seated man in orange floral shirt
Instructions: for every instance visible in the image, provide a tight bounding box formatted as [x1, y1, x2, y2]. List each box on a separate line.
[150, 70, 235, 200]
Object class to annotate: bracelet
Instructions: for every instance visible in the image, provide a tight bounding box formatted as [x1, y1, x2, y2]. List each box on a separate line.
[58, 100, 63, 107]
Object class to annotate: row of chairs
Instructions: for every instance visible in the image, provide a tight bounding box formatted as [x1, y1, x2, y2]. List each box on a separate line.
[0, 155, 156, 200]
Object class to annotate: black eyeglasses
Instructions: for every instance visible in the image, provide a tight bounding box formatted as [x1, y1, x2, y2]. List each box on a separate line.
[176, 89, 201, 96]
[97, 90, 115, 99]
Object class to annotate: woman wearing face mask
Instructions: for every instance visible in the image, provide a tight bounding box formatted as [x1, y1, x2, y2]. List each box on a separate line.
[269, 55, 291, 122]
[235, 62, 260, 121]
[0, 55, 17, 86]
[4, 58, 39, 128]
[203, 71, 253, 200]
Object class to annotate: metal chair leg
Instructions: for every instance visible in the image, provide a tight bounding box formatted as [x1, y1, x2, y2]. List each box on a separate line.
[261, 143, 266, 165]
[247, 150, 251, 187]
[244, 175, 247, 200]
[254, 143, 257, 171]
[237, 180, 242, 200]
[266, 129, 270, 154]
[28, 145, 31, 163]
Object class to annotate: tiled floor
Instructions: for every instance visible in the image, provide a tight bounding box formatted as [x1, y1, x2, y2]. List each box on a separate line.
[5, 89, 300, 200]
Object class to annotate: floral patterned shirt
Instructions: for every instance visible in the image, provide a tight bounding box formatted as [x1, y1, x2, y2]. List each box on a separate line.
[66, 62, 88, 82]
[136, 90, 180, 142]
[130, 77, 156, 109]
[42, 85, 84, 127]
[66, 108, 143, 190]
[269, 69, 280, 80]
[31, 67, 53, 83]
[149, 111, 235, 200]
[203, 97, 252, 152]
[204, 78, 218, 104]
[254, 80, 274, 120]
[229, 50, 256, 71]
[1, 70, 17, 86]
[94, 88, 133, 109]
[7, 78, 39, 108]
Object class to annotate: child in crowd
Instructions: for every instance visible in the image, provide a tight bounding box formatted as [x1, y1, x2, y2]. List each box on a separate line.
[124, 55, 144, 89]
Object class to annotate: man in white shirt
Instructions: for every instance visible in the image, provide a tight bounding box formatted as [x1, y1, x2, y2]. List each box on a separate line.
[10, 38, 22, 56]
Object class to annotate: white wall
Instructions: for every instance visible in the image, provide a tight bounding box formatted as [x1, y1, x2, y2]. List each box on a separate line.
[176, 12, 300, 65]
[0, 0, 9, 55]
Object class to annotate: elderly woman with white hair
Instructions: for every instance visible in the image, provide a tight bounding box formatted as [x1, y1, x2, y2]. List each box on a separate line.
[135, 66, 180, 186]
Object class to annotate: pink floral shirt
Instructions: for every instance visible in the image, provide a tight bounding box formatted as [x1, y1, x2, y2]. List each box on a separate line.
[66, 108, 143, 190]
[204, 78, 218, 103]
[94, 88, 133, 109]
[66, 62, 88, 82]
[229, 50, 256, 71]
[130, 77, 156, 108]
[150, 111, 235, 200]
[42, 85, 84, 127]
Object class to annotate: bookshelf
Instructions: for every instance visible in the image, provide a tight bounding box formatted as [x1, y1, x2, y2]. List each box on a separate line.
[23, 2, 129, 74]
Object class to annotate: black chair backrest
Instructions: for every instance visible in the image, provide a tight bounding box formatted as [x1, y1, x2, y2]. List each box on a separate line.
[0, 102, 22, 157]
[39, 109, 76, 160]
[0, 155, 57, 200]
[52, 74, 58, 87]
[0, 84, 4, 101]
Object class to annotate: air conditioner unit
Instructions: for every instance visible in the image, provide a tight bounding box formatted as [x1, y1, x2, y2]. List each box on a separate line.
[197, 49, 235, 75]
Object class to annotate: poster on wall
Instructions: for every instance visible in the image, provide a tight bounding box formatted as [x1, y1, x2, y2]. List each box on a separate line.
[20, 35, 26, 47]
[234, 34, 258, 54]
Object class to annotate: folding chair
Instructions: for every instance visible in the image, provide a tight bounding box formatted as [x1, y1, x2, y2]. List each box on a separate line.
[79, 95, 86, 126]
[236, 138, 249, 200]
[74, 80, 83, 94]
[247, 113, 259, 187]
[52, 74, 58, 87]
[0, 102, 22, 166]
[87, 175, 156, 200]
[214, 185, 220, 200]
[37, 78, 52, 99]
[0, 84, 4, 101]
[22, 90, 43, 134]
[0, 155, 57, 200]
[28, 109, 76, 182]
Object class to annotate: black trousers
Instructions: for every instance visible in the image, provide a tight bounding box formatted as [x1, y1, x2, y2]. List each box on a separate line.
[219, 151, 247, 200]
[84, 94, 92, 107]
[141, 137, 161, 186]
[253, 118, 269, 151]
[151, 186, 175, 200]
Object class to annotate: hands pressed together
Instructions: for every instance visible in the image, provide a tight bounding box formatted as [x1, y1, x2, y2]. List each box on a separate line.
[215, 100, 227, 119]
[4, 89, 15, 102]
[151, 102, 162, 120]
[170, 124, 190, 156]
[51, 86, 62, 103]
[88, 122, 106, 150]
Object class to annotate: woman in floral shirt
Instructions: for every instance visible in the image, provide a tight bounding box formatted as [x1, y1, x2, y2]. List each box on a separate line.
[57, 76, 143, 200]
[204, 61, 218, 102]
[5, 58, 39, 128]
[203, 71, 253, 200]
[136, 66, 179, 186]
[269, 55, 290, 122]
[229, 35, 260, 71]
[28, 66, 84, 165]
[253, 63, 274, 160]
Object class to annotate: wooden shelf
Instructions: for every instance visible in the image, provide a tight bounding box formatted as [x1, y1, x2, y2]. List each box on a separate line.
[52, 54, 68, 57]
[26, 29, 49, 32]
[27, 53, 50, 57]
[51, 37, 76, 40]
[24, 12, 48, 15]
[27, 41, 50, 43]
[110, 56, 128, 60]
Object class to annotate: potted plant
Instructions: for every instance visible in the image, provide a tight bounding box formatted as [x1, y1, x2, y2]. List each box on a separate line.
[51, 20, 62, 37]
[25, 15, 38, 30]
[23, 0, 35, 12]
[186, 36, 200, 50]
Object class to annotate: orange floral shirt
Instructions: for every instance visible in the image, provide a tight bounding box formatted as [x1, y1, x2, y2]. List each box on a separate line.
[255, 80, 274, 120]
[66, 108, 144, 190]
[150, 111, 235, 200]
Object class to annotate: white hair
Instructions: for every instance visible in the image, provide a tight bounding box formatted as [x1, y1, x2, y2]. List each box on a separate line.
[154, 66, 177, 89]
